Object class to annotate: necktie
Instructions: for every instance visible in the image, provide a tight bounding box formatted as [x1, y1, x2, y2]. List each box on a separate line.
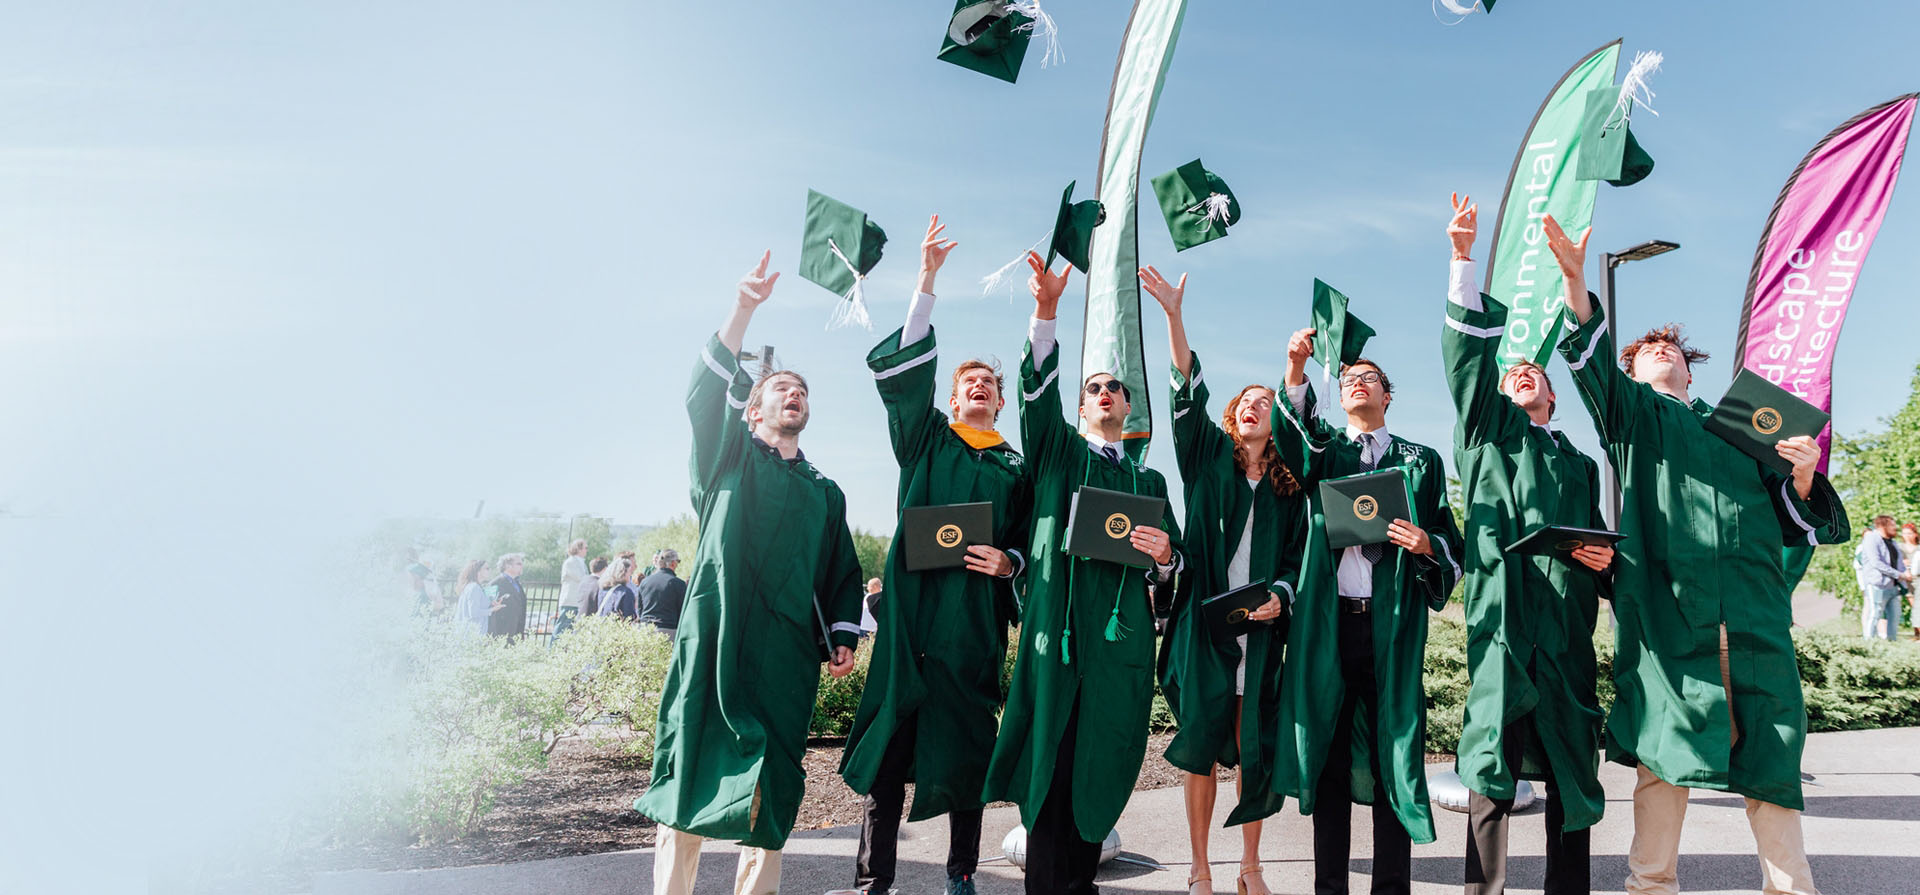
[1101, 444, 1122, 467]
[1358, 433, 1386, 566]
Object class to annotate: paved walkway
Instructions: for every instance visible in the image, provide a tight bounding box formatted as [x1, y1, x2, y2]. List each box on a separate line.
[315, 727, 1920, 894]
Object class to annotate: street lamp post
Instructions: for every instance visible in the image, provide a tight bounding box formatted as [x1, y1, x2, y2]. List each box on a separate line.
[1593, 239, 1680, 528]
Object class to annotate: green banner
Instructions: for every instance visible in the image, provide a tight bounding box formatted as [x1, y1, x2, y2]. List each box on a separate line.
[1081, 0, 1188, 457]
[1483, 40, 1620, 368]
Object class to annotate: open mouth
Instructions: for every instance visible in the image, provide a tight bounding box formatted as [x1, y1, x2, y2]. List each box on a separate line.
[1098, 396, 1114, 410]
[1240, 412, 1260, 425]
[968, 388, 990, 403]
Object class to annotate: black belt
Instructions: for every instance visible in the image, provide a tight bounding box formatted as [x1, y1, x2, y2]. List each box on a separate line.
[1338, 596, 1371, 614]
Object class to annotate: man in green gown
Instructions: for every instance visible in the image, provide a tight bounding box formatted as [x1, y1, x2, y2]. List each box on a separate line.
[635, 252, 864, 895]
[1142, 265, 1303, 895]
[1543, 216, 1850, 895]
[839, 217, 1033, 895]
[982, 251, 1183, 895]
[1442, 194, 1613, 895]
[1271, 325, 1463, 895]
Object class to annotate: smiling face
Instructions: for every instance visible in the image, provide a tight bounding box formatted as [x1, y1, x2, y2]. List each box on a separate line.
[949, 361, 1005, 425]
[1500, 361, 1555, 416]
[747, 371, 810, 436]
[1338, 361, 1391, 416]
[1226, 384, 1275, 444]
[1078, 373, 1131, 429]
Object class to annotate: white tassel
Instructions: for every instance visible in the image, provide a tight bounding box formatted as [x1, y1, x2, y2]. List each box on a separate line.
[979, 235, 1048, 300]
[823, 237, 873, 331]
[1005, 1, 1062, 68]
[1190, 192, 1233, 232]
[1612, 50, 1664, 128]
[1431, 0, 1481, 25]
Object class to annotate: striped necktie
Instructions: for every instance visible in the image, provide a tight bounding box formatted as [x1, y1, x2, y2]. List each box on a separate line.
[1358, 433, 1386, 566]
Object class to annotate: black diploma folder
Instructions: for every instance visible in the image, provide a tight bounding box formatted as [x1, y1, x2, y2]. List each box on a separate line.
[1505, 524, 1624, 557]
[1062, 485, 1168, 569]
[900, 501, 995, 572]
[1317, 467, 1412, 549]
[1703, 368, 1830, 475]
[1201, 581, 1274, 644]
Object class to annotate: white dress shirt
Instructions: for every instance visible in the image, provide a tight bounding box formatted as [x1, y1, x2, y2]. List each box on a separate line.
[1285, 382, 1389, 599]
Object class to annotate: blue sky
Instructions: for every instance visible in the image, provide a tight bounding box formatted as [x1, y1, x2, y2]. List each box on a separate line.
[6, 2, 1920, 538]
[5, 3, 1920, 888]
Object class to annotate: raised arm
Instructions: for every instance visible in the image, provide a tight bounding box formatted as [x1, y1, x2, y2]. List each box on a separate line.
[1546, 217, 1644, 446]
[1144, 266, 1231, 487]
[1766, 436, 1851, 547]
[1274, 327, 1344, 485]
[868, 217, 959, 467]
[1439, 193, 1521, 448]
[1018, 251, 1077, 470]
[689, 255, 772, 498]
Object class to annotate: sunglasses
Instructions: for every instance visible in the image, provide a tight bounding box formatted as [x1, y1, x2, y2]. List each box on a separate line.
[1084, 380, 1127, 396]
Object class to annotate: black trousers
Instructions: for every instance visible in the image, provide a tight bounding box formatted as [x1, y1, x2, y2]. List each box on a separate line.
[855, 715, 984, 892]
[1313, 609, 1412, 895]
[1463, 718, 1591, 895]
[1026, 700, 1103, 895]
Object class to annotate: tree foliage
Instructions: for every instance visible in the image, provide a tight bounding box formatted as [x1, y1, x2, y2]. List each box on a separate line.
[1804, 362, 1920, 607]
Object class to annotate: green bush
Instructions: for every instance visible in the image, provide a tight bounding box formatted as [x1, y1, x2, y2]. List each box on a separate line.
[811, 639, 873, 737]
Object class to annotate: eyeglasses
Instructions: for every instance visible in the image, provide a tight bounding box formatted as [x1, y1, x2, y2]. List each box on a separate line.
[1084, 380, 1127, 396]
[1339, 372, 1383, 387]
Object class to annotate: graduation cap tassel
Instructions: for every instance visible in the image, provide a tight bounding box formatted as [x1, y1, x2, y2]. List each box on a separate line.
[1190, 193, 1234, 233]
[1614, 50, 1664, 126]
[978, 235, 1048, 299]
[1004, 1, 1062, 68]
[1103, 601, 1131, 642]
[823, 237, 873, 331]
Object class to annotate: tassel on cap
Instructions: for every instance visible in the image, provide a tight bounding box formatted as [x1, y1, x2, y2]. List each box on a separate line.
[1005, 1, 1062, 68]
[823, 237, 873, 331]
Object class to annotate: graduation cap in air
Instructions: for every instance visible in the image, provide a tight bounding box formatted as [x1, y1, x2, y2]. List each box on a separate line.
[1311, 279, 1375, 375]
[1576, 51, 1662, 187]
[937, 1, 1033, 83]
[1150, 159, 1241, 251]
[800, 189, 887, 330]
[1046, 181, 1106, 274]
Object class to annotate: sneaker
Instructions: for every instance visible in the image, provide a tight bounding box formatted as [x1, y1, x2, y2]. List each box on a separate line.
[946, 875, 977, 895]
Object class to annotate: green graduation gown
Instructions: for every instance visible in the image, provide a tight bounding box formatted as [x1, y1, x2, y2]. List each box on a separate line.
[1268, 383, 1462, 845]
[1156, 353, 1306, 826]
[839, 325, 1032, 821]
[1558, 306, 1849, 809]
[982, 339, 1182, 842]
[634, 335, 866, 849]
[1443, 294, 1608, 832]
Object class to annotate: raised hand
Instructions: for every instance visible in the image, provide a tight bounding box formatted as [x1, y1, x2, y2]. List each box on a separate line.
[1542, 215, 1594, 321]
[1025, 250, 1070, 321]
[1283, 327, 1317, 386]
[1777, 435, 1822, 499]
[918, 214, 958, 294]
[1448, 192, 1477, 261]
[1138, 266, 1186, 317]
[738, 249, 780, 309]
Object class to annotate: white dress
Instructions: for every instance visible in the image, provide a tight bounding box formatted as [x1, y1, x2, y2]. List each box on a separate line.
[1226, 477, 1259, 696]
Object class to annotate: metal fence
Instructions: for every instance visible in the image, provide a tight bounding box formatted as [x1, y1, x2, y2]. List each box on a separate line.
[436, 575, 565, 637]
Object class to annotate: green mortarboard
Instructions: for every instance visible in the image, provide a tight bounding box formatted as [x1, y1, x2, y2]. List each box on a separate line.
[1149, 159, 1241, 251]
[937, 0, 1033, 84]
[1575, 87, 1655, 187]
[1046, 181, 1106, 274]
[800, 189, 887, 329]
[1311, 279, 1375, 372]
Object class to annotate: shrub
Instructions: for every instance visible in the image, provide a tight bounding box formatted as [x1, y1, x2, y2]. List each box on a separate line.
[811, 640, 873, 737]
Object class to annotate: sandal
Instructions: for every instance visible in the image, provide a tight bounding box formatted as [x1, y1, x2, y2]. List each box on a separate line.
[1237, 863, 1272, 895]
[1187, 868, 1213, 895]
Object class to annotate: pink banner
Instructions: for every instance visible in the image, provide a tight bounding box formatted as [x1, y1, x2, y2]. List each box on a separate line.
[1737, 94, 1917, 471]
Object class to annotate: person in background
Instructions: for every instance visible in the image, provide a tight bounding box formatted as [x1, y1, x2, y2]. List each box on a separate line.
[1902, 524, 1920, 639]
[488, 553, 529, 639]
[406, 549, 434, 610]
[638, 549, 689, 638]
[599, 556, 638, 620]
[556, 538, 589, 637]
[859, 577, 882, 638]
[455, 559, 496, 635]
[1856, 515, 1909, 641]
[580, 556, 609, 618]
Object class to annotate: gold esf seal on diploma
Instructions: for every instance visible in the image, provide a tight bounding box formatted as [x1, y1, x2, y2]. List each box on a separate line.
[1226, 607, 1251, 624]
[1752, 406, 1783, 435]
[1556, 538, 1585, 552]
[935, 524, 964, 549]
[1352, 495, 1379, 521]
[1105, 513, 1133, 539]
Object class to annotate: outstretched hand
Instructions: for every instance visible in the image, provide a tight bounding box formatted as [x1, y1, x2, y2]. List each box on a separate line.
[1447, 192, 1477, 261]
[1283, 327, 1316, 386]
[1541, 215, 1594, 322]
[1138, 265, 1186, 317]
[918, 215, 958, 294]
[1025, 250, 1070, 320]
[737, 250, 780, 309]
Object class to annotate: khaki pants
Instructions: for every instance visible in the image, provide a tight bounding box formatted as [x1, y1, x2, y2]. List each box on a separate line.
[653, 826, 783, 895]
[1625, 626, 1818, 895]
